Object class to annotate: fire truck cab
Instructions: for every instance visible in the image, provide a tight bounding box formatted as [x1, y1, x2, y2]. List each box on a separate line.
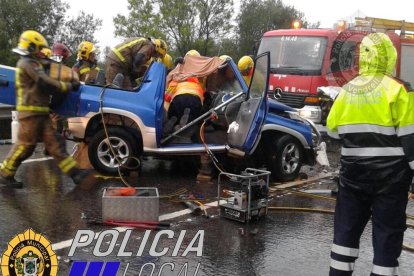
[257, 17, 414, 125]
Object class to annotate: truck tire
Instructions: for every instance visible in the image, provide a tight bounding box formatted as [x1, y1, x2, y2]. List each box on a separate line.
[266, 134, 303, 181]
[88, 126, 141, 175]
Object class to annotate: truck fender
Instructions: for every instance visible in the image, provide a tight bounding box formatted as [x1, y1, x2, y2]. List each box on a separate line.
[260, 124, 311, 149]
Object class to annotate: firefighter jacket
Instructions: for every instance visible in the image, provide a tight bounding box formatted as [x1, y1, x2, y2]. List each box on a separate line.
[107, 37, 154, 75]
[72, 60, 100, 83]
[164, 77, 204, 105]
[15, 56, 74, 119]
[327, 33, 414, 188]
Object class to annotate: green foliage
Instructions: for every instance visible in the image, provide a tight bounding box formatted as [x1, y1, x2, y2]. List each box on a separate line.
[0, 0, 101, 66]
[113, 0, 233, 57]
[236, 0, 313, 57]
[56, 11, 102, 66]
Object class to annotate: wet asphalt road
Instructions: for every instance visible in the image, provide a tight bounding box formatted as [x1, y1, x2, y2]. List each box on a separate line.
[0, 138, 413, 276]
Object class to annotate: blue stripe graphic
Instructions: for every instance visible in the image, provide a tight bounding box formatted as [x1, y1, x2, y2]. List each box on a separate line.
[85, 261, 104, 276]
[69, 261, 88, 276]
[69, 261, 121, 276]
[102, 262, 121, 276]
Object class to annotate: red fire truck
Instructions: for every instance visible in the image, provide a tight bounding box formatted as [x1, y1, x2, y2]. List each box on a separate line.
[257, 17, 414, 124]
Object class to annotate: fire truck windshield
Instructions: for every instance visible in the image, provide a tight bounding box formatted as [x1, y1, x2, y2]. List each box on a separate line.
[258, 36, 327, 75]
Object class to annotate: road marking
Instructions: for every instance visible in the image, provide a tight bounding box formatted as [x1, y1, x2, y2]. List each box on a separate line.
[51, 200, 225, 251]
[22, 157, 53, 163]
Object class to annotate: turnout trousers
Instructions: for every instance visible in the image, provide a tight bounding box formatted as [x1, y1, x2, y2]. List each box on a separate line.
[0, 115, 77, 179]
[329, 181, 409, 276]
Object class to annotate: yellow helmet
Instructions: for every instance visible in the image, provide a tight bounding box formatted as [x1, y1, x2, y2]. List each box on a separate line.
[219, 55, 232, 61]
[162, 53, 173, 69]
[13, 30, 48, 55]
[185, 49, 200, 57]
[40, 48, 52, 59]
[77, 41, 96, 60]
[153, 39, 167, 57]
[238, 56, 254, 72]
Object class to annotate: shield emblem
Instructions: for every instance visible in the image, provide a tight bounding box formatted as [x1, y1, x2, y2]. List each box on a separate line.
[23, 257, 38, 276]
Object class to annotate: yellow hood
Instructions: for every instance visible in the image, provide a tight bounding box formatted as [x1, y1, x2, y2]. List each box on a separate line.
[358, 33, 397, 76]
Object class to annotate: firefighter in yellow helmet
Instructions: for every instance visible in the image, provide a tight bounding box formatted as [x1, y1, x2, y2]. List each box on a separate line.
[327, 33, 414, 275]
[162, 53, 174, 71]
[105, 37, 167, 89]
[238, 56, 254, 86]
[185, 49, 200, 57]
[39, 48, 52, 59]
[0, 30, 91, 188]
[72, 41, 100, 83]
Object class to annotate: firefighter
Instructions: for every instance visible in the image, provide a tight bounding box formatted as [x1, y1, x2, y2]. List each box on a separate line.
[162, 53, 174, 72]
[327, 33, 414, 275]
[72, 41, 100, 83]
[238, 55, 254, 86]
[185, 49, 200, 57]
[51, 42, 72, 63]
[0, 30, 89, 188]
[165, 77, 204, 142]
[105, 37, 167, 89]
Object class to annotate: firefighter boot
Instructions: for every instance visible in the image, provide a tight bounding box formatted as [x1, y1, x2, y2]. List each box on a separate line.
[0, 174, 23, 189]
[70, 169, 97, 190]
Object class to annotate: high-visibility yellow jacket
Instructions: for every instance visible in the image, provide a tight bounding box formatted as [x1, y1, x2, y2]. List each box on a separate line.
[165, 77, 204, 105]
[327, 33, 414, 187]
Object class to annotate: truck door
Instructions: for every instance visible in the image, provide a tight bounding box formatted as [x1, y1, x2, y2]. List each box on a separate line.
[227, 52, 269, 154]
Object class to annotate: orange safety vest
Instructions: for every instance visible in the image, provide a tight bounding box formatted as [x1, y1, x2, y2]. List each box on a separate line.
[165, 77, 204, 103]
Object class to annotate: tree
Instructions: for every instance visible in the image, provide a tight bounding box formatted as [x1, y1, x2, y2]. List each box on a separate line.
[0, 0, 102, 66]
[55, 11, 102, 66]
[0, 0, 68, 65]
[113, 0, 234, 57]
[236, 0, 312, 57]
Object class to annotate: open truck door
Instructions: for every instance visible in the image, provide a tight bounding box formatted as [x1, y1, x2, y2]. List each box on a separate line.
[227, 52, 269, 154]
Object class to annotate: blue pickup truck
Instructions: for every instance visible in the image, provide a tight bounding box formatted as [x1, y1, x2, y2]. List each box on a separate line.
[0, 53, 322, 181]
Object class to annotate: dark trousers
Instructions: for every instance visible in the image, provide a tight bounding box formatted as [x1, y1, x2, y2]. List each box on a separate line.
[329, 180, 409, 276]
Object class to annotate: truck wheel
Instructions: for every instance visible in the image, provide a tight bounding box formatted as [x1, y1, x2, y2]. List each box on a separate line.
[266, 135, 303, 181]
[88, 127, 141, 175]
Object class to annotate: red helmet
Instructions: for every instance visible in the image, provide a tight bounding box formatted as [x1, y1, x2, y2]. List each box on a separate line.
[51, 42, 72, 62]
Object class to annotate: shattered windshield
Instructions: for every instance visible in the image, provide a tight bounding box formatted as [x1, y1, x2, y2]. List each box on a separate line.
[258, 36, 327, 75]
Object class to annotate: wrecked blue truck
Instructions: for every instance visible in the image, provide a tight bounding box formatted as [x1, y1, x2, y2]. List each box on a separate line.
[0, 53, 323, 181]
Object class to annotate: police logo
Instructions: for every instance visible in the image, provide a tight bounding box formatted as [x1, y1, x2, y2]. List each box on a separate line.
[1, 229, 58, 276]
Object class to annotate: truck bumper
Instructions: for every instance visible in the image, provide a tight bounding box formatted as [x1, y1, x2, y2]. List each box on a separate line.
[67, 117, 89, 139]
[297, 105, 322, 124]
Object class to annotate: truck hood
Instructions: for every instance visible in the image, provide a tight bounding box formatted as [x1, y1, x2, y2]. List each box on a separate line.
[267, 98, 296, 112]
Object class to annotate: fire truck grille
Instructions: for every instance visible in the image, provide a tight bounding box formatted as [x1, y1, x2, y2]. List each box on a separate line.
[267, 90, 305, 108]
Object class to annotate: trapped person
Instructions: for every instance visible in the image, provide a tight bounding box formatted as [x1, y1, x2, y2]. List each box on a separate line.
[0, 30, 90, 188]
[327, 33, 414, 275]
[72, 41, 100, 83]
[105, 37, 167, 89]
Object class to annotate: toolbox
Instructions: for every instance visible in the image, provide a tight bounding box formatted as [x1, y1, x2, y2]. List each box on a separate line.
[102, 187, 159, 222]
[218, 168, 270, 223]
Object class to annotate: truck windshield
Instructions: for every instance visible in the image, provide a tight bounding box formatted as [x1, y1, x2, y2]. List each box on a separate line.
[258, 36, 327, 75]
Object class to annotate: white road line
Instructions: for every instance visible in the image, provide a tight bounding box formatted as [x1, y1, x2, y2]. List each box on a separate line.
[51, 200, 225, 251]
[22, 157, 53, 163]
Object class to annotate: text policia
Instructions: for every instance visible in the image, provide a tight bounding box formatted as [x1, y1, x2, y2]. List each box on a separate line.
[68, 229, 204, 275]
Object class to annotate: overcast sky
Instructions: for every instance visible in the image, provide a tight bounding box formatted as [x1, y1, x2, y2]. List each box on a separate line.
[68, 0, 414, 49]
